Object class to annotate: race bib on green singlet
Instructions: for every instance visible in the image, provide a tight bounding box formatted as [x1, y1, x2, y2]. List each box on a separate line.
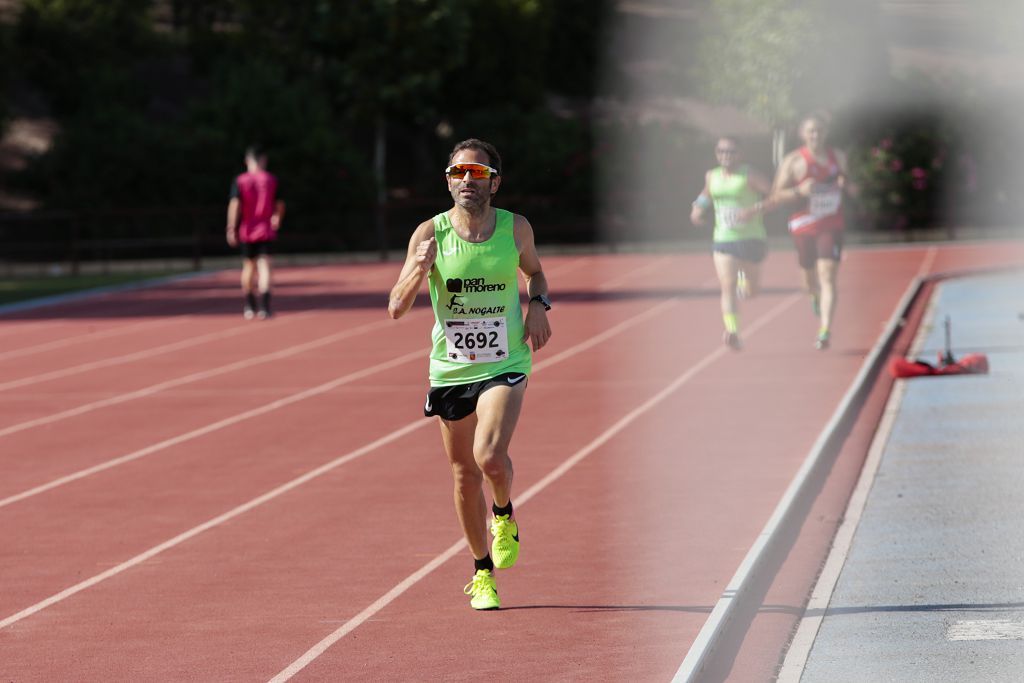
[809, 185, 842, 217]
[716, 205, 743, 230]
[443, 317, 509, 363]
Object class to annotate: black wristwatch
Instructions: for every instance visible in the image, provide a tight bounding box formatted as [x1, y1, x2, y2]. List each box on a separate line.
[529, 294, 551, 311]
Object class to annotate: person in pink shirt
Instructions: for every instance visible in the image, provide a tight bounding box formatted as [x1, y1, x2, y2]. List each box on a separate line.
[226, 146, 286, 319]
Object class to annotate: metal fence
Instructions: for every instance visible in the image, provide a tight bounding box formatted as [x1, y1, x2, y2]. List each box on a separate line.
[0, 199, 599, 276]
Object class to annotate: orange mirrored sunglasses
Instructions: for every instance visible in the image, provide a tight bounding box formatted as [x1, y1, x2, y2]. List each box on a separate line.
[445, 163, 497, 180]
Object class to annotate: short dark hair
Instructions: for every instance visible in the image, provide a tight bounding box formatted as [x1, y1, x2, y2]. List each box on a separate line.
[245, 144, 265, 160]
[799, 112, 830, 130]
[448, 138, 502, 175]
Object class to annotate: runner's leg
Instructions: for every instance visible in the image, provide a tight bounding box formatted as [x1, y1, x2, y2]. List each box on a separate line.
[713, 251, 740, 335]
[256, 253, 272, 294]
[241, 257, 258, 317]
[794, 234, 821, 316]
[739, 258, 762, 298]
[256, 253, 273, 316]
[473, 382, 526, 510]
[241, 257, 256, 294]
[439, 414, 490, 561]
[817, 256, 839, 334]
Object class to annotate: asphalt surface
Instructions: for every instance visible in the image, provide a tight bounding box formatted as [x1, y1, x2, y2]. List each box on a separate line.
[796, 269, 1024, 682]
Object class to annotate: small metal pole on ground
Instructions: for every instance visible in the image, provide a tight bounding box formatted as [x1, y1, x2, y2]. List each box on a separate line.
[943, 315, 956, 365]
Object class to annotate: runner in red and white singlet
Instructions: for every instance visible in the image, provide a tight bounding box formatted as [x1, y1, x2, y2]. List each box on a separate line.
[769, 114, 859, 350]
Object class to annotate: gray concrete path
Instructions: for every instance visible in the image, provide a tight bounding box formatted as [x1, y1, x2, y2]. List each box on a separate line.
[794, 269, 1024, 683]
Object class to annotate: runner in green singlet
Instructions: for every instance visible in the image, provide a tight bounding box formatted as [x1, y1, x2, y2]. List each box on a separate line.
[690, 137, 772, 350]
[388, 139, 552, 610]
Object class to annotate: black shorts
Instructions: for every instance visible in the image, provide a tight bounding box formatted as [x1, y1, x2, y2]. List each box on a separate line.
[424, 372, 528, 421]
[713, 239, 767, 264]
[240, 241, 272, 259]
[793, 230, 843, 269]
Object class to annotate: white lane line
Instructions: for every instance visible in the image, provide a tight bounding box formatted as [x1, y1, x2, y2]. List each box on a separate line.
[0, 258, 589, 389]
[0, 314, 395, 438]
[778, 262, 937, 681]
[0, 418, 431, 631]
[917, 246, 937, 278]
[0, 320, 66, 340]
[675, 251, 938, 683]
[270, 292, 802, 682]
[0, 288, 690, 631]
[0, 346, 422, 509]
[0, 318, 184, 362]
[947, 620, 1024, 641]
[0, 322, 262, 392]
[0, 257, 672, 494]
[775, 380, 907, 682]
[598, 255, 673, 291]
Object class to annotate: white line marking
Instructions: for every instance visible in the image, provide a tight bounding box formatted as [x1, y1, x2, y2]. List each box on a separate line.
[270, 292, 801, 682]
[598, 255, 673, 291]
[947, 620, 1024, 641]
[0, 347, 422, 509]
[0, 318, 185, 362]
[0, 258, 669, 505]
[917, 246, 937, 279]
[0, 321, 263, 392]
[776, 380, 907, 682]
[0, 418, 431, 631]
[778, 260, 937, 681]
[675, 250, 937, 682]
[0, 315, 397, 438]
[0, 287, 691, 630]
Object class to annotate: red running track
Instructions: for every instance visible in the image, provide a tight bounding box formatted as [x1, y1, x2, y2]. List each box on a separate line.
[0, 241, 1022, 682]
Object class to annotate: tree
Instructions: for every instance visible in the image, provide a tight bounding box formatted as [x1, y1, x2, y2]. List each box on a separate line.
[690, 0, 890, 162]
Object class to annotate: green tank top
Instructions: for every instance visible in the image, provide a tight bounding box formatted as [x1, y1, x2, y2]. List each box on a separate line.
[427, 208, 531, 386]
[708, 165, 766, 243]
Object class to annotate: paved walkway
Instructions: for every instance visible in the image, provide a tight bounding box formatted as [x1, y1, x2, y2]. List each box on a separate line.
[785, 269, 1024, 682]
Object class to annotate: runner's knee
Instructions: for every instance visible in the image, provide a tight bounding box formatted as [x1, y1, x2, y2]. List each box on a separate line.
[451, 461, 483, 490]
[474, 446, 511, 481]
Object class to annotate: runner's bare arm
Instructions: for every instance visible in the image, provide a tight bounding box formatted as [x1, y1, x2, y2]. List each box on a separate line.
[748, 170, 773, 197]
[736, 170, 775, 220]
[764, 153, 813, 210]
[515, 215, 552, 352]
[271, 200, 286, 231]
[690, 172, 712, 226]
[388, 220, 436, 320]
[834, 149, 860, 198]
[226, 198, 239, 247]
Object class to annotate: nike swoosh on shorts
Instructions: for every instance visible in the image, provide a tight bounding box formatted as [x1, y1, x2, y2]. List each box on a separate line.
[506, 375, 526, 385]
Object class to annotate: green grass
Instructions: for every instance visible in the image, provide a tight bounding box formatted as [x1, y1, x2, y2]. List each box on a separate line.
[0, 271, 188, 306]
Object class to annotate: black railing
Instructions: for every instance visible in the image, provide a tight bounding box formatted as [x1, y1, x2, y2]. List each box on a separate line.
[0, 198, 599, 275]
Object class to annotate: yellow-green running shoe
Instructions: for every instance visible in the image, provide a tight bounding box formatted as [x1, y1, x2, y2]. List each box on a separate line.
[490, 514, 520, 569]
[464, 569, 500, 610]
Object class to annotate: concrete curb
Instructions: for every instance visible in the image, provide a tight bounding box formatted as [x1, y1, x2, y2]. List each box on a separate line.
[671, 271, 927, 682]
[673, 260, 1024, 682]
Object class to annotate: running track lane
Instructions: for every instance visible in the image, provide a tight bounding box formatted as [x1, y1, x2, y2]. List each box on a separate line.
[0, 243, 1022, 681]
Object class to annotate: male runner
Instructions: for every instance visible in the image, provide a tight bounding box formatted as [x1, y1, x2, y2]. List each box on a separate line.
[227, 145, 285, 319]
[388, 138, 552, 610]
[770, 114, 859, 349]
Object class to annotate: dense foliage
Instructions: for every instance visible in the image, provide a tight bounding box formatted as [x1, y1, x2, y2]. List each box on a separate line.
[5, 0, 607, 249]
